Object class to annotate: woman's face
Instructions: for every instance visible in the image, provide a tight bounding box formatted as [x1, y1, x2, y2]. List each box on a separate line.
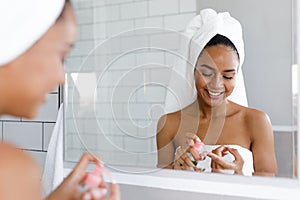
[194, 45, 239, 107]
[0, 3, 77, 118]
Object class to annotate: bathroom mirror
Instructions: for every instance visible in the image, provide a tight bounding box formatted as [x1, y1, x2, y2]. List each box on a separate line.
[64, 0, 299, 180]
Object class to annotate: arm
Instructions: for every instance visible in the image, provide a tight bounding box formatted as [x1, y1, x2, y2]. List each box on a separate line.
[156, 115, 176, 169]
[46, 153, 120, 200]
[248, 110, 278, 176]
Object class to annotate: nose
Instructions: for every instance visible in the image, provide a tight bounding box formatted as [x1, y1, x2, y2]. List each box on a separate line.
[209, 74, 223, 89]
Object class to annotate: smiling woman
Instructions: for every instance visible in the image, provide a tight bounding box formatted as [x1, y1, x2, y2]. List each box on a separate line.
[156, 25, 278, 176]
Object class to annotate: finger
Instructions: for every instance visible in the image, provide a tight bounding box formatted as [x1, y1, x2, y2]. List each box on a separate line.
[175, 146, 184, 159]
[174, 157, 184, 168]
[98, 176, 107, 188]
[183, 156, 197, 168]
[189, 147, 200, 161]
[86, 188, 107, 200]
[195, 167, 205, 172]
[207, 152, 234, 169]
[68, 153, 100, 184]
[212, 145, 229, 156]
[199, 151, 208, 160]
[185, 132, 197, 146]
[227, 148, 243, 162]
[211, 168, 225, 174]
[107, 183, 120, 200]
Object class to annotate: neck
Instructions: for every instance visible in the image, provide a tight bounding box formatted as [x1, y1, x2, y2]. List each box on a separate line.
[197, 96, 227, 119]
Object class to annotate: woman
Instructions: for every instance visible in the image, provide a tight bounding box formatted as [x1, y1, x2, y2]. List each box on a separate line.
[0, 0, 119, 199]
[156, 9, 277, 176]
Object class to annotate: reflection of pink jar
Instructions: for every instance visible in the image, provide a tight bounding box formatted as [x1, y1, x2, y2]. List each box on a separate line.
[193, 137, 206, 155]
[188, 137, 207, 166]
[85, 164, 103, 188]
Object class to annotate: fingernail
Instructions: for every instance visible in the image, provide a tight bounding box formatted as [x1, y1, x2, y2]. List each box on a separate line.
[111, 178, 117, 184]
[82, 193, 92, 200]
[91, 189, 107, 198]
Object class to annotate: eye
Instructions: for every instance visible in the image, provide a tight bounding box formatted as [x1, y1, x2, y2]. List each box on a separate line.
[223, 75, 233, 80]
[202, 72, 213, 77]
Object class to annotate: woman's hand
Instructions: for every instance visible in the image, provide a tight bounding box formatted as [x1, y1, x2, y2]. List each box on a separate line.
[173, 133, 206, 171]
[45, 153, 120, 200]
[208, 145, 244, 175]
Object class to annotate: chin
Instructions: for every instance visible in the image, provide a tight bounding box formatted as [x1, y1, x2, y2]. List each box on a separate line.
[23, 109, 39, 119]
[13, 107, 39, 119]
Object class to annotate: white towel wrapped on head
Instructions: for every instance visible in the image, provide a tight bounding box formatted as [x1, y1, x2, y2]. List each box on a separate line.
[164, 8, 247, 114]
[0, 0, 65, 66]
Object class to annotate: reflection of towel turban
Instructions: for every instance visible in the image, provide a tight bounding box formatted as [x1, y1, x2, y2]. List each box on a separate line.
[0, 0, 65, 66]
[165, 8, 247, 114]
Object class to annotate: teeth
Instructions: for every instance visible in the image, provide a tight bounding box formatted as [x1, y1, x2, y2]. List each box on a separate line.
[208, 90, 223, 96]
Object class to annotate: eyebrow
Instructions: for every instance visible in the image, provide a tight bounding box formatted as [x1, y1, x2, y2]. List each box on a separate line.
[200, 64, 236, 73]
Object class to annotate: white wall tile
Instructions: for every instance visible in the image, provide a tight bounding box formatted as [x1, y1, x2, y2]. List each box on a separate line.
[136, 86, 166, 102]
[71, 40, 95, 57]
[106, 20, 135, 36]
[95, 103, 124, 119]
[109, 151, 139, 166]
[149, 66, 172, 85]
[94, 5, 120, 22]
[111, 119, 138, 137]
[138, 152, 157, 167]
[43, 123, 55, 151]
[91, 0, 105, 7]
[3, 122, 43, 150]
[23, 94, 59, 122]
[164, 13, 195, 31]
[136, 51, 165, 66]
[65, 149, 85, 162]
[150, 32, 180, 50]
[110, 53, 136, 70]
[124, 136, 152, 153]
[179, 0, 196, 12]
[80, 24, 95, 40]
[149, 0, 179, 16]
[28, 151, 47, 173]
[120, 2, 148, 19]
[94, 22, 107, 39]
[120, 35, 149, 52]
[76, 0, 94, 9]
[135, 17, 164, 29]
[96, 135, 124, 151]
[76, 8, 93, 24]
[105, 0, 134, 5]
[65, 57, 83, 72]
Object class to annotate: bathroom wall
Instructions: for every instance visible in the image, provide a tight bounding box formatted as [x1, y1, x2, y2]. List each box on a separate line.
[64, 0, 197, 169]
[0, 89, 60, 172]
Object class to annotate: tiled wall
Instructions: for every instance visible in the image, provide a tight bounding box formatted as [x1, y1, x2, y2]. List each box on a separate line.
[64, 0, 197, 169]
[0, 89, 60, 172]
[64, 0, 296, 177]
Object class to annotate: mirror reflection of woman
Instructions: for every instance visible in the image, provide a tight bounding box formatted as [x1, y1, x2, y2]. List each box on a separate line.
[156, 9, 278, 176]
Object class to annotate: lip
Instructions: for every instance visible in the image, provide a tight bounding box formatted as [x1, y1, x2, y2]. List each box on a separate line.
[205, 89, 225, 100]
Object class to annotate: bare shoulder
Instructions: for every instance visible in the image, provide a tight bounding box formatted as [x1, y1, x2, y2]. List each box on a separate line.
[239, 105, 273, 140]
[244, 107, 271, 127]
[229, 101, 272, 136]
[157, 110, 181, 137]
[0, 143, 41, 200]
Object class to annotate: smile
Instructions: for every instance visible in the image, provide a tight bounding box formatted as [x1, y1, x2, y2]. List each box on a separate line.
[207, 90, 224, 97]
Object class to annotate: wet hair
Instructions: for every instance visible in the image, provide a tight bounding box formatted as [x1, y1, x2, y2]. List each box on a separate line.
[204, 34, 240, 60]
